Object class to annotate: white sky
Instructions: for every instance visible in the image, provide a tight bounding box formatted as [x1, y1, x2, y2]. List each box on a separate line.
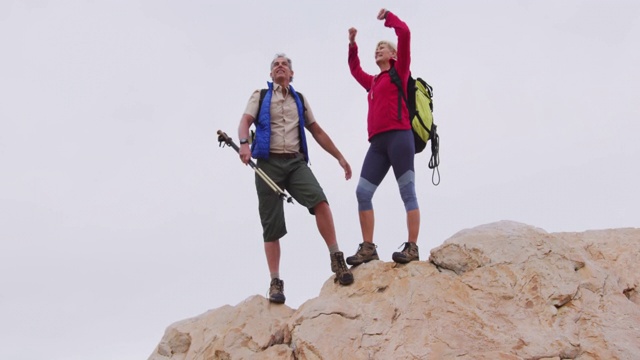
[1, 1, 639, 359]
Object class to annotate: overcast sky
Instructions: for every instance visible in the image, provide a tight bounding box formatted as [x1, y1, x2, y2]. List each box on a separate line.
[1, 1, 639, 359]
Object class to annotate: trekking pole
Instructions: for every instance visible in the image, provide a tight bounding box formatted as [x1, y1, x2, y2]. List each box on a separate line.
[217, 130, 294, 204]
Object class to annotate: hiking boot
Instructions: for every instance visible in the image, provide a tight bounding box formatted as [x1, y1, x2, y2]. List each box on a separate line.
[330, 251, 354, 285]
[346, 242, 379, 266]
[392, 242, 420, 264]
[268, 278, 286, 304]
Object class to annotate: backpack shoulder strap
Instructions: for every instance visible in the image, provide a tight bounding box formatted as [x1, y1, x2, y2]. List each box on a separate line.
[295, 91, 306, 111]
[256, 89, 268, 123]
[293, 91, 307, 123]
[388, 67, 407, 120]
[256, 88, 268, 123]
[259, 88, 268, 101]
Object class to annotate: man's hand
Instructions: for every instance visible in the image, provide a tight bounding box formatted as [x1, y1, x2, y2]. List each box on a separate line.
[239, 144, 251, 164]
[339, 157, 352, 180]
[377, 8, 388, 21]
[348, 27, 357, 45]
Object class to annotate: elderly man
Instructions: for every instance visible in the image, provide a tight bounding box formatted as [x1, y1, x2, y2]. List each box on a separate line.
[237, 53, 354, 304]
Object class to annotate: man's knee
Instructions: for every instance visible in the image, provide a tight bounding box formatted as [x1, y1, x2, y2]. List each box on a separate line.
[313, 200, 329, 213]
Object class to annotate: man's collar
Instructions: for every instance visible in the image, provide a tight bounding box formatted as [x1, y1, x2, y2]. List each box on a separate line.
[273, 82, 290, 95]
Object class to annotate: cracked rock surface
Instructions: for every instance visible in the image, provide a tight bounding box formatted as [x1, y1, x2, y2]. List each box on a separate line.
[148, 221, 640, 360]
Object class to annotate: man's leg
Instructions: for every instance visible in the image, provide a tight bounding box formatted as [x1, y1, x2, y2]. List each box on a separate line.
[255, 159, 288, 303]
[285, 160, 336, 249]
[264, 239, 286, 304]
[285, 160, 353, 286]
[313, 201, 337, 249]
[308, 201, 352, 285]
[264, 239, 281, 279]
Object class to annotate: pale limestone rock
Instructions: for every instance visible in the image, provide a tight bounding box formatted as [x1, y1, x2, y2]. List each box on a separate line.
[149, 295, 294, 360]
[148, 221, 640, 360]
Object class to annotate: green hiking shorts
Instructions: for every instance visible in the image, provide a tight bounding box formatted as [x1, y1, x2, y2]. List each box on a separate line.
[255, 154, 328, 242]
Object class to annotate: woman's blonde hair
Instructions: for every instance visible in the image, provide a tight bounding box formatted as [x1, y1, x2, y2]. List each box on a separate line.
[376, 40, 397, 54]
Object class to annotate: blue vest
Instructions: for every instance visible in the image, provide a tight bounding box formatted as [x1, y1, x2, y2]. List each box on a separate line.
[251, 82, 309, 163]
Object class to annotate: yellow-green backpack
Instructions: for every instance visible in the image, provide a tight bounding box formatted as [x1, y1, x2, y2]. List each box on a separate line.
[389, 67, 440, 185]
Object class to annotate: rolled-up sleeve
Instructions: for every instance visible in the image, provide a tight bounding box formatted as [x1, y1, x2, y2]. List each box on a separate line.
[243, 90, 261, 118]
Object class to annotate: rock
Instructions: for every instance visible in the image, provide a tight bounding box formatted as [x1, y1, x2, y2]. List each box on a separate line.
[148, 221, 640, 360]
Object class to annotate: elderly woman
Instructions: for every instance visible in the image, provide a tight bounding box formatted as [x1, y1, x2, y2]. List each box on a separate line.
[346, 9, 421, 265]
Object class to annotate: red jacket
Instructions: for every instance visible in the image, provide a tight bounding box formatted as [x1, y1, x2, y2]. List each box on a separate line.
[348, 11, 412, 140]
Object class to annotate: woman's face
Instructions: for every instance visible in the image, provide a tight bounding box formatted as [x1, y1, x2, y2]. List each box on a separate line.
[375, 43, 396, 64]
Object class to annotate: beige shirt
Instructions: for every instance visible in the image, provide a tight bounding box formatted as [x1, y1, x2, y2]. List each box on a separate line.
[243, 83, 317, 154]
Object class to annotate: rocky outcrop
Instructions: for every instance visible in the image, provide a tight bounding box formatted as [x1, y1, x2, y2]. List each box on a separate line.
[148, 221, 640, 359]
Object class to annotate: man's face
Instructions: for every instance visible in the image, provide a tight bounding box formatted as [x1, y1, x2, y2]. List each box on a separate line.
[270, 57, 293, 83]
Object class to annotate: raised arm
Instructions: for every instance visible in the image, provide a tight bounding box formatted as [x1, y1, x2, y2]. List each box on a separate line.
[383, 9, 411, 82]
[348, 27, 374, 91]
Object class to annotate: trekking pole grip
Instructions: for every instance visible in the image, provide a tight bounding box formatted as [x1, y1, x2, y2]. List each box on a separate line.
[217, 130, 240, 152]
[217, 129, 260, 171]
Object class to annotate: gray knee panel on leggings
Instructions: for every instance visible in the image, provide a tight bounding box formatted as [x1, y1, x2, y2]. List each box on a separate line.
[398, 170, 418, 211]
[356, 177, 377, 211]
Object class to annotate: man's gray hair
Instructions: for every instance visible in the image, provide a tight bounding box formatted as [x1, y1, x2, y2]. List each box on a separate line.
[271, 53, 293, 71]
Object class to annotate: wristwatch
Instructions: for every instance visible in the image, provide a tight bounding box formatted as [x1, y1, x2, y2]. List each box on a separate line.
[239, 138, 249, 145]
